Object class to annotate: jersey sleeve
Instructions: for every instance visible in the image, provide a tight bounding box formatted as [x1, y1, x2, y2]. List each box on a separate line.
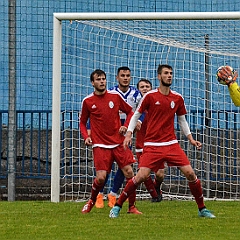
[135, 90, 143, 106]
[79, 100, 89, 140]
[138, 112, 146, 123]
[228, 82, 240, 107]
[137, 93, 149, 114]
[118, 95, 134, 127]
[176, 96, 187, 116]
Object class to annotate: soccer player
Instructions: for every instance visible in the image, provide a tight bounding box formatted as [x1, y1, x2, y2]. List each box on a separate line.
[95, 66, 142, 208]
[217, 66, 240, 107]
[136, 79, 164, 202]
[80, 69, 141, 214]
[109, 64, 216, 218]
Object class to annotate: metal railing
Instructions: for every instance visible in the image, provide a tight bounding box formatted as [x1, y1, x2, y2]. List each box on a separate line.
[0, 110, 52, 179]
[0, 109, 239, 181]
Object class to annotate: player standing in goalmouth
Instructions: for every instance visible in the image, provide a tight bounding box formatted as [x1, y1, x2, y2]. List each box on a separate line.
[95, 66, 142, 208]
[109, 64, 216, 218]
[136, 79, 164, 202]
[80, 69, 141, 214]
[95, 67, 161, 208]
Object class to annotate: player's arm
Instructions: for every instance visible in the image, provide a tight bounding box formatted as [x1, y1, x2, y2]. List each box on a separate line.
[117, 95, 133, 135]
[178, 115, 202, 150]
[80, 119, 92, 145]
[123, 109, 134, 128]
[228, 82, 240, 107]
[79, 116, 89, 140]
[135, 112, 146, 131]
[118, 95, 134, 128]
[79, 102, 92, 145]
[217, 66, 240, 106]
[123, 111, 141, 149]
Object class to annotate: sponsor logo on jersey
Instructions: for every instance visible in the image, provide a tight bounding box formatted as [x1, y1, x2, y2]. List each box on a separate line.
[109, 101, 114, 108]
[171, 101, 175, 108]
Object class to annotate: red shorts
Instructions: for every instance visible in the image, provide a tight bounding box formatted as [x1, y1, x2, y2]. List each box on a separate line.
[93, 144, 135, 173]
[139, 143, 190, 173]
[135, 151, 142, 162]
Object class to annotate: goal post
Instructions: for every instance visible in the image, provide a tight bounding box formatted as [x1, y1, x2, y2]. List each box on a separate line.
[51, 16, 62, 202]
[51, 12, 240, 203]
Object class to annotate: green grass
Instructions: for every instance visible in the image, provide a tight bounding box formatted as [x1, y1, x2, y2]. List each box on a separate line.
[0, 200, 239, 240]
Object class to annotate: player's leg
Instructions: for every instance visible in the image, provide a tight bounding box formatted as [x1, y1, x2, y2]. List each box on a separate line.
[136, 151, 159, 202]
[109, 145, 142, 217]
[143, 175, 159, 201]
[82, 147, 112, 214]
[95, 174, 109, 208]
[179, 165, 215, 218]
[166, 144, 215, 218]
[152, 168, 165, 202]
[82, 170, 107, 213]
[107, 168, 125, 207]
[108, 145, 136, 207]
[122, 165, 142, 214]
[109, 166, 150, 218]
[179, 165, 204, 206]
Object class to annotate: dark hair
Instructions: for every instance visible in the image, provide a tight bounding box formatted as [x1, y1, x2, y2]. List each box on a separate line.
[137, 78, 152, 89]
[90, 69, 106, 82]
[117, 66, 131, 75]
[157, 64, 172, 74]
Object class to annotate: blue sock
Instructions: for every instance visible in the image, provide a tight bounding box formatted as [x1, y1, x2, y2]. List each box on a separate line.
[111, 168, 125, 194]
[99, 174, 109, 193]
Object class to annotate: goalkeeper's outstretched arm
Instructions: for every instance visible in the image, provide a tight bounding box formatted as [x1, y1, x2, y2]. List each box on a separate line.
[228, 82, 240, 107]
[217, 65, 240, 107]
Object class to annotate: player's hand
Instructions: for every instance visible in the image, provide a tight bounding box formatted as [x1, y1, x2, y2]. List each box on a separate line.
[190, 139, 202, 150]
[119, 126, 127, 135]
[123, 131, 132, 149]
[218, 66, 238, 85]
[135, 121, 142, 131]
[85, 137, 92, 146]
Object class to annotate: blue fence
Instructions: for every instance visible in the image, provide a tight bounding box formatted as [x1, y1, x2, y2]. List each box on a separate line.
[0, 109, 239, 182]
[0, 110, 51, 179]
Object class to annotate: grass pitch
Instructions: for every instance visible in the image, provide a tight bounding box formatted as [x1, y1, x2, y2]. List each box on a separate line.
[0, 200, 239, 240]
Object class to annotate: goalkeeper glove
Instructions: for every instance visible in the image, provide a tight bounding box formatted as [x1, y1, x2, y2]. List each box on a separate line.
[217, 66, 238, 86]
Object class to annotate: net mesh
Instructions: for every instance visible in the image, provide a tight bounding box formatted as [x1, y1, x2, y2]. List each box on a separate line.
[58, 19, 240, 201]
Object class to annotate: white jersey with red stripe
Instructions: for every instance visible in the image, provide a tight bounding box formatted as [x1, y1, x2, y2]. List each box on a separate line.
[136, 88, 187, 146]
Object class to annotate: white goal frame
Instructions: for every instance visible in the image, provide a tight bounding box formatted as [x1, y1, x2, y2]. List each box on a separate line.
[51, 12, 240, 203]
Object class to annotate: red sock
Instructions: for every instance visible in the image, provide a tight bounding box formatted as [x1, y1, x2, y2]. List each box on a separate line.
[153, 177, 161, 189]
[90, 179, 104, 202]
[126, 178, 137, 207]
[144, 176, 158, 198]
[117, 177, 138, 207]
[188, 178, 205, 209]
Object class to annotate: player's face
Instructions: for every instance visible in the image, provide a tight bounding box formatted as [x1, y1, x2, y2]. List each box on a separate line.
[117, 70, 131, 89]
[158, 67, 173, 87]
[92, 73, 106, 93]
[138, 81, 152, 96]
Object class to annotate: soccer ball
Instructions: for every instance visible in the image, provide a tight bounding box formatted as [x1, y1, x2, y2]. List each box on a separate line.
[216, 65, 236, 85]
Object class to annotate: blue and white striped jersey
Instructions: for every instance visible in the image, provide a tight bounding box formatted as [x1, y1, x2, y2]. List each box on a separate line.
[109, 85, 142, 124]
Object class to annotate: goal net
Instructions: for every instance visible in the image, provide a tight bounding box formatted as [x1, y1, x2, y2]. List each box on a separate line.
[51, 12, 240, 202]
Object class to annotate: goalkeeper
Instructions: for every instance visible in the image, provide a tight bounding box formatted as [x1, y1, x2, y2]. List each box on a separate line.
[228, 81, 240, 107]
[217, 66, 240, 107]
